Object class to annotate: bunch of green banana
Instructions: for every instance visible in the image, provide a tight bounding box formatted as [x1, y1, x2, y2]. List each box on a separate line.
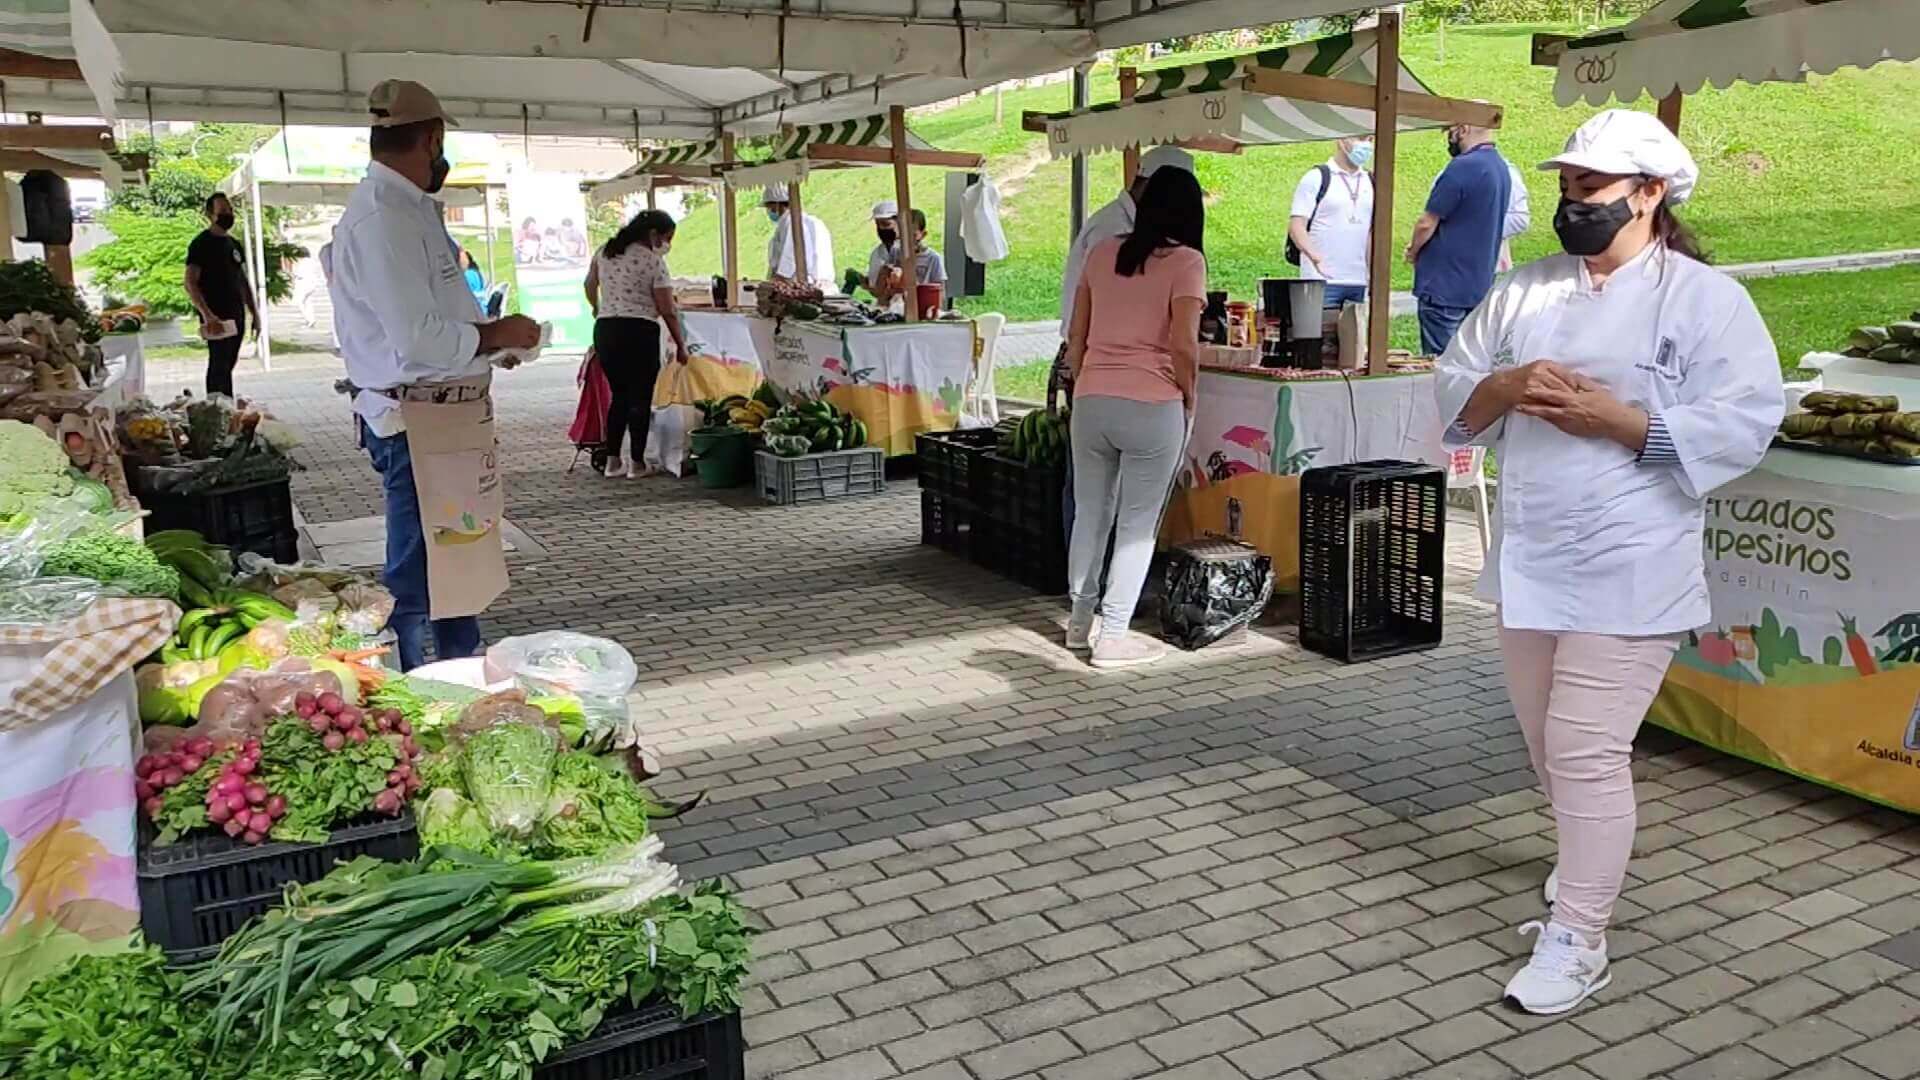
[158, 589, 298, 663]
[998, 409, 1070, 468]
[145, 530, 235, 608]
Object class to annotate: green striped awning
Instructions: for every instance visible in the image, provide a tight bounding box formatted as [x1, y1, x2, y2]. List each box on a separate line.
[1555, 0, 1919, 105]
[721, 113, 936, 191]
[1037, 27, 1448, 159]
[637, 139, 721, 168]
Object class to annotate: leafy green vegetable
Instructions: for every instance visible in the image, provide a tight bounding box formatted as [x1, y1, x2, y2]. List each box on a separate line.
[151, 747, 234, 843]
[462, 722, 558, 838]
[534, 751, 650, 859]
[418, 787, 507, 859]
[258, 716, 398, 842]
[41, 530, 181, 600]
[0, 948, 208, 1079]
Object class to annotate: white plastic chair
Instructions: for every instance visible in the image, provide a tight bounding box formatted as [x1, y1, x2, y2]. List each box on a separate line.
[1447, 446, 1491, 556]
[969, 312, 1006, 428]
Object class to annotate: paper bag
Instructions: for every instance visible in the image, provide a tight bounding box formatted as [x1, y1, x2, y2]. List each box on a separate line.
[643, 362, 701, 478]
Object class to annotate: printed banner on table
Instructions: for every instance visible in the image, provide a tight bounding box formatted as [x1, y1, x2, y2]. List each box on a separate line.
[1651, 467, 1920, 813]
[1161, 370, 1444, 589]
[0, 672, 140, 1006]
[506, 165, 594, 349]
[658, 311, 766, 406]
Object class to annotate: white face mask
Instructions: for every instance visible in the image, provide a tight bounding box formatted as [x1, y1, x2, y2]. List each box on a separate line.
[1347, 142, 1374, 169]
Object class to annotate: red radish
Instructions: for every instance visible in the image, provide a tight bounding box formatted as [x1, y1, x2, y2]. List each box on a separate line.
[348, 727, 369, 746]
[166, 751, 184, 767]
[180, 755, 204, 773]
[208, 801, 232, 824]
[373, 715, 391, 734]
[265, 795, 288, 818]
[308, 715, 331, 735]
[396, 719, 412, 736]
[317, 692, 343, 714]
[242, 830, 264, 845]
[322, 732, 345, 752]
[223, 817, 247, 838]
[160, 767, 185, 787]
[387, 769, 404, 785]
[249, 811, 273, 833]
[232, 757, 256, 776]
[296, 702, 315, 719]
[225, 792, 249, 813]
[295, 692, 316, 711]
[142, 796, 164, 818]
[401, 737, 417, 757]
[243, 783, 268, 804]
[135, 755, 159, 778]
[372, 789, 401, 815]
[135, 779, 155, 801]
[187, 737, 215, 758]
[214, 775, 242, 795]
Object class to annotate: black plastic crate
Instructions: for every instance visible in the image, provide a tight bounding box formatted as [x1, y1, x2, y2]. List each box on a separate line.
[138, 811, 418, 963]
[915, 428, 1000, 506]
[920, 491, 980, 558]
[134, 475, 299, 562]
[974, 517, 1068, 595]
[980, 452, 1067, 538]
[535, 1003, 743, 1080]
[1299, 461, 1446, 663]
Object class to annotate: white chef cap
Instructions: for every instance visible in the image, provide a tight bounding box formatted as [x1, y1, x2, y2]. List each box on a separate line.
[1539, 108, 1698, 205]
[1138, 145, 1196, 179]
[871, 200, 899, 219]
[761, 183, 790, 204]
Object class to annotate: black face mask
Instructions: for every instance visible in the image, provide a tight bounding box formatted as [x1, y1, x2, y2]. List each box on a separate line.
[876, 227, 898, 248]
[214, 212, 236, 231]
[1554, 194, 1637, 257]
[427, 146, 451, 194]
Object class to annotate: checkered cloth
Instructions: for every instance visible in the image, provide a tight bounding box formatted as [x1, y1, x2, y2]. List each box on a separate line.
[0, 597, 179, 730]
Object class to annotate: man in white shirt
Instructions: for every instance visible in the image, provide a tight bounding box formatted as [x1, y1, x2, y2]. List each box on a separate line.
[1499, 161, 1532, 272]
[763, 184, 836, 291]
[329, 79, 540, 670]
[1058, 145, 1196, 329]
[1288, 137, 1374, 309]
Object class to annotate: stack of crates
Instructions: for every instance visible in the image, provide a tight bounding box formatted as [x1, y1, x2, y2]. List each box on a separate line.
[1299, 460, 1446, 663]
[915, 426, 1069, 594]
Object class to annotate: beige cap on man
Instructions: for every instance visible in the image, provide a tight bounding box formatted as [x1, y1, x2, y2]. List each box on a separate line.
[367, 80, 458, 128]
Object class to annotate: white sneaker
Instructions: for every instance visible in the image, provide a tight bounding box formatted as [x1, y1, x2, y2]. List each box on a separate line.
[604, 457, 628, 479]
[1091, 632, 1167, 669]
[1503, 920, 1609, 1015]
[1544, 866, 1558, 906]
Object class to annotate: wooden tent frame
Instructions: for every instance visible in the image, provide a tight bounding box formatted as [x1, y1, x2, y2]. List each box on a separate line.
[717, 105, 984, 322]
[1022, 13, 1503, 372]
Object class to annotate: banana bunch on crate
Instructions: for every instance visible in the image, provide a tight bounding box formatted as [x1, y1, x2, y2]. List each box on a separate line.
[996, 409, 1071, 468]
[146, 529, 297, 662]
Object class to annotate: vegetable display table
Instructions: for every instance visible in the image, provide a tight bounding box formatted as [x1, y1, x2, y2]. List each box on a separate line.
[658, 310, 986, 456]
[1651, 447, 1920, 814]
[1160, 366, 1446, 591]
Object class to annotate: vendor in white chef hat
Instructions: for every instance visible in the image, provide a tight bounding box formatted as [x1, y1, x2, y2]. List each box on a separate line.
[1434, 108, 1783, 1017]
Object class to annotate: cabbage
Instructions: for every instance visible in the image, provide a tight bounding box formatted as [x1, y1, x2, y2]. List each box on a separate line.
[535, 752, 650, 859]
[417, 787, 505, 858]
[461, 722, 557, 838]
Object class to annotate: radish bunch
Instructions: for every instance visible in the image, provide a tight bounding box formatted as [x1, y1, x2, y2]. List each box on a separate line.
[203, 740, 284, 844]
[292, 692, 421, 818]
[134, 736, 217, 819]
[371, 706, 422, 816]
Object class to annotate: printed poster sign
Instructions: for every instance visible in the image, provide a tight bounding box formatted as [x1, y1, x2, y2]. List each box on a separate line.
[506, 165, 594, 349]
[659, 312, 766, 405]
[1161, 370, 1444, 589]
[1652, 468, 1920, 812]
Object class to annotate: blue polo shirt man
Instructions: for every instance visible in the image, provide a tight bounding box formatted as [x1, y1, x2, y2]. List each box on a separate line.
[1407, 125, 1512, 356]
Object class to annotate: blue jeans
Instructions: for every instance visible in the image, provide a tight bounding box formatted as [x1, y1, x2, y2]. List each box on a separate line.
[1322, 283, 1368, 309]
[1418, 299, 1473, 356]
[359, 418, 484, 671]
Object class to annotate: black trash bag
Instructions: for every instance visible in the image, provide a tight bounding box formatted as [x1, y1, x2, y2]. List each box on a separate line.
[1160, 540, 1273, 650]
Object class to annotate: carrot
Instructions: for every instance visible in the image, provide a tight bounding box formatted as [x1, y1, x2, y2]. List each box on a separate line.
[1840, 613, 1877, 676]
[332, 646, 388, 664]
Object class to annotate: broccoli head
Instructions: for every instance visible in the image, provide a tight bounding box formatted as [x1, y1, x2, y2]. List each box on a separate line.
[0, 419, 69, 479]
[40, 531, 181, 599]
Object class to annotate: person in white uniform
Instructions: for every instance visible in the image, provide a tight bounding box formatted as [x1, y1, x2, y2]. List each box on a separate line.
[1287, 136, 1374, 308]
[762, 184, 835, 291]
[1435, 109, 1783, 1015]
[329, 79, 540, 671]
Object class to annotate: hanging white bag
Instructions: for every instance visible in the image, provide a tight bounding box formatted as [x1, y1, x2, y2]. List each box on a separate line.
[643, 360, 701, 478]
[961, 177, 1010, 264]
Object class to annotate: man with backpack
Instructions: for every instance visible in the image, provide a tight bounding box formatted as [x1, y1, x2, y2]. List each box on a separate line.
[1287, 136, 1374, 309]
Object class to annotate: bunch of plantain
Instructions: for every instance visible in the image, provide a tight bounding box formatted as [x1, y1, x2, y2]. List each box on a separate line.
[998, 409, 1071, 468]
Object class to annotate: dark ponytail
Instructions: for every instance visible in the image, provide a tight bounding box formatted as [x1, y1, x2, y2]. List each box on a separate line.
[1116, 167, 1204, 277]
[1653, 202, 1706, 264]
[605, 209, 676, 259]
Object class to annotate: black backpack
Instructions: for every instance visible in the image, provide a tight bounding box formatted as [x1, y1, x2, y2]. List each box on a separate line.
[1284, 164, 1332, 267]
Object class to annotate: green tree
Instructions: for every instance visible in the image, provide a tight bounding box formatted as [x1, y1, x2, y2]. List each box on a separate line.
[82, 124, 304, 317]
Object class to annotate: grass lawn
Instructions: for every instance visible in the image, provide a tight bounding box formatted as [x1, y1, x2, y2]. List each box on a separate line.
[992, 263, 1920, 402]
[145, 337, 311, 362]
[659, 25, 1920, 323]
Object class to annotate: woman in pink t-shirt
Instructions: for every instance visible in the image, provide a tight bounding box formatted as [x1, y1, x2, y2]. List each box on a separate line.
[1062, 167, 1207, 668]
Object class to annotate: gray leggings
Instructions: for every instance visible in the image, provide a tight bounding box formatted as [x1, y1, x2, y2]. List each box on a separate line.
[1068, 394, 1186, 637]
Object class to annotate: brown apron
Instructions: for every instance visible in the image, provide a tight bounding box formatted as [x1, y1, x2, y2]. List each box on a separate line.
[394, 375, 508, 620]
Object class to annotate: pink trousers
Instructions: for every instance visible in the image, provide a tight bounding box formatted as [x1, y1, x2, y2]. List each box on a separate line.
[1498, 627, 1680, 941]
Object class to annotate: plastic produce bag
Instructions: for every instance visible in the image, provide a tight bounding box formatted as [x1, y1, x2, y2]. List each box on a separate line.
[644, 364, 701, 478]
[960, 176, 1010, 264]
[1159, 539, 1274, 650]
[457, 692, 561, 839]
[484, 631, 638, 748]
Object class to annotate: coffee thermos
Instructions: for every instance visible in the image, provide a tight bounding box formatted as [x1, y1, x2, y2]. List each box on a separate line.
[1258, 278, 1327, 369]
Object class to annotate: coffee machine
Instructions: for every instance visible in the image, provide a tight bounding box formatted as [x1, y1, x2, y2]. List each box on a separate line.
[1259, 278, 1326, 368]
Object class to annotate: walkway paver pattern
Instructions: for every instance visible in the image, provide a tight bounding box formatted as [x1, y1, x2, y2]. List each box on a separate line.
[162, 354, 1920, 1080]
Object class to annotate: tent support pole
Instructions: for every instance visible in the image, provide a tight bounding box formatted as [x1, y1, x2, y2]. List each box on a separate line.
[789, 180, 809, 288]
[1069, 65, 1089, 241]
[721, 134, 739, 307]
[1365, 8, 1400, 377]
[483, 186, 495, 282]
[1119, 67, 1140, 186]
[889, 105, 920, 322]
[1658, 90, 1683, 135]
[249, 171, 272, 372]
[645, 186, 657, 211]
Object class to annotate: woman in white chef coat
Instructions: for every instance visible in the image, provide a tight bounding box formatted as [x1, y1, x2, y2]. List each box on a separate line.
[1435, 109, 1783, 1016]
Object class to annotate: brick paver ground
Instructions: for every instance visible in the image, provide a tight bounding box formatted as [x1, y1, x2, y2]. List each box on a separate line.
[159, 353, 1920, 1080]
